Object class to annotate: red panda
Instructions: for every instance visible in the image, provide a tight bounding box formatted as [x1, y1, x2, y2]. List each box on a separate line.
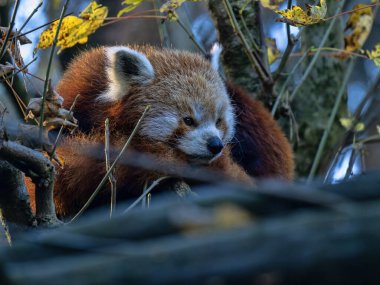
[28, 45, 294, 217]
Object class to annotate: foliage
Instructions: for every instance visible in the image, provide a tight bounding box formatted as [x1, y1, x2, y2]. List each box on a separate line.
[367, 44, 380, 66]
[344, 4, 373, 52]
[36, 1, 108, 53]
[118, 0, 206, 19]
[117, 0, 144, 17]
[266, 38, 280, 65]
[275, 0, 327, 27]
[1, 0, 380, 231]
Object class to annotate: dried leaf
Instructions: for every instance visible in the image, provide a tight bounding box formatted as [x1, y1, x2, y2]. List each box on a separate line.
[275, 0, 326, 27]
[0, 27, 29, 71]
[0, 27, 31, 45]
[26, 80, 78, 131]
[260, 0, 285, 10]
[36, 1, 108, 53]
[266, 38, 281, 65]
[0, 63, 15, 77]
[117, 0, 144, 17]
[344, 4, 373, 52]
[367, 43, 380, 67]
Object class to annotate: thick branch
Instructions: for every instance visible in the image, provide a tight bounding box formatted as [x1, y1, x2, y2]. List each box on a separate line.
[0, 139, 60, 227]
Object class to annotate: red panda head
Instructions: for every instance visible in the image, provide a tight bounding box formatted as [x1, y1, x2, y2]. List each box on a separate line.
[63, 46, 235, 165]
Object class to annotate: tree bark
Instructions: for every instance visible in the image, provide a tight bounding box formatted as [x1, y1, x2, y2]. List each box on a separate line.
[0, 161, 35, 231]
[208, 0, 265, 94]
[2, 173, 380, 284]
[0, 139, 60, 227]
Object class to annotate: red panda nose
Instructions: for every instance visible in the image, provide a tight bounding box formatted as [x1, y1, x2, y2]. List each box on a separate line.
[207, 137, 224, 155]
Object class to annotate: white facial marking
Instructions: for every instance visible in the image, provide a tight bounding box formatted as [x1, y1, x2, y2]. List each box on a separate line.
[98, 46, 154, 102]
[140, 110, 178, 141]
[210, 42, 223, 72]
[224, 104, 235, 142]
[178, 122, 222, 159]
[192, 103, 203, 123]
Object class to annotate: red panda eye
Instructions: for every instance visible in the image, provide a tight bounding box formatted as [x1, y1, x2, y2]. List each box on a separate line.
[216, 118, 222, 125]
[183, 117, 195, 126]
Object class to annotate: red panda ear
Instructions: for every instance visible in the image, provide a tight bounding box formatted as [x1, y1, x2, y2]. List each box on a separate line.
[98, 46, 155, 102]
[210, 43, 223, 73]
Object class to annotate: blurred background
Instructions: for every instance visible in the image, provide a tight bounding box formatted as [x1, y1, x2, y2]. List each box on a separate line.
[1, 0, 379, 183]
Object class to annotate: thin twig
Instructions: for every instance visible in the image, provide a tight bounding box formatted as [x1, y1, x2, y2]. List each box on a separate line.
[0, 0, 20, 61]
[272, 48, 310, 116]
[176, 19, 207, 56]
[255, 1, 270, 71]
[273, 33, 300, 81]
[123, 176, 169, 214]
[10, 13, 73, 40]
[105, 118, 117, 218]
[0, 209, 12, 247]
[2, 77, 29, 119]
[309, 47, 369, 59]
[273, 0, 300, 81]
[25, 71, 45, 82]
[289, 1, 345, 102]
[38, 0, 70, 147]
[141, 181, 148, 208]
[221, 0, 271, 85]
[0, 57, 37, 82]
[18, 1, 43, 34]
[324, 2, 380, 21]
[101, 15, 167, 28]
[69, 106, 150, 223]
[343, 143, 357, 181]
[238, 0, 261, 51]
[333, 6, 380, 156]
[49, 94, 80, 160]
[307, 59, 355, 183]
[153, 0, 170, 47]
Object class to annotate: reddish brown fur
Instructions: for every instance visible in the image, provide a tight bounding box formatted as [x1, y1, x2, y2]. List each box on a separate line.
[228, 83, 294, 179]
[27, 46, 293, 218]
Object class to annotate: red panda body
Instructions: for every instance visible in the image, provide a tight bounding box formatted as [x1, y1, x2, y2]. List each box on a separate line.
[30, 46, 294, 217]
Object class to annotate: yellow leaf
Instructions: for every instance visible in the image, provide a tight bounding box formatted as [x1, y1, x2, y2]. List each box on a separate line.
[340, 117, 354, 130]
[367, 43, 380, 67]
[275, 0, 327, 27]
[354, 122, 365, 132]
[117, 0, 144, 17]
[344, 4, 373, 52]
[340, 117, 365, 132]
[36, 2, 108, 53]
[266, 38, 281, 65]
[160, 0, 205, 20]
[260, 0, 285, 10]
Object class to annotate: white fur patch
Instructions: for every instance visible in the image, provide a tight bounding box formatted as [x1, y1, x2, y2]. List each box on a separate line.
[98, 46, 154, 102]
[224, 105, 235, 142]
[210, 43, 223, 72]
[140, 110, 179, 141]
